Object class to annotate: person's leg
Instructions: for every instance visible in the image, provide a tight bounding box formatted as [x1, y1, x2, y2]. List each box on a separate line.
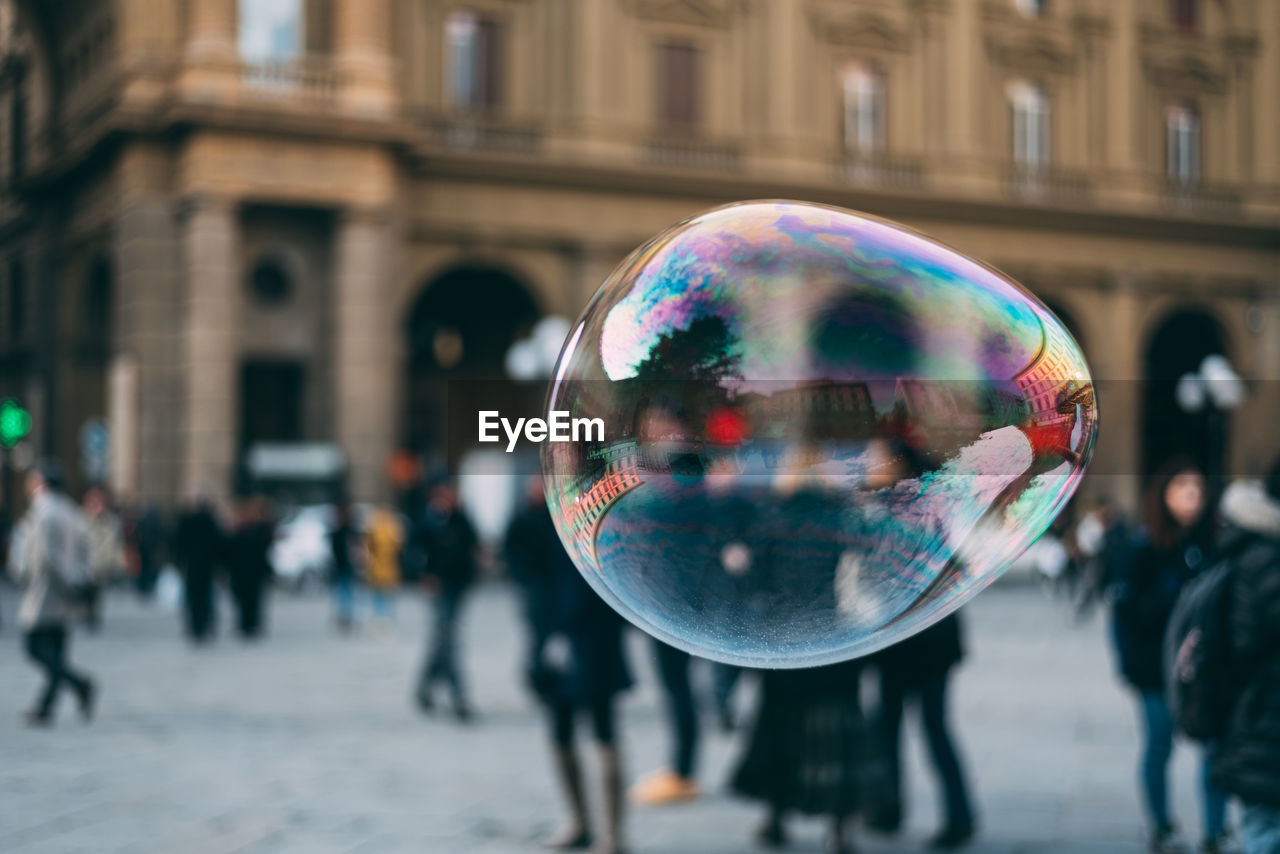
[711, 662, 741, 731]
[1137, 692, 1176, 832]
[870, 670, 908, 833]
[919, 674, 975, 838]
[439, 590, 471, 715]
[546, 699, 592, 849]
[333, 577, 355, 629]
[827, 813, 851, 854]
[25, 627, 62, 719]
[655, 641, 698, 779]
[594, 697, 625, 854]
[1199, 745, 1227, 842]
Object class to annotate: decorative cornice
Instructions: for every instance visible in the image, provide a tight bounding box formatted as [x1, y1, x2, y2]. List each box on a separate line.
[808, 2, 911, 53]
[626, 0, 740, 29]
[986, 30, 1076, 76]
[1142, 48, 1227, 94]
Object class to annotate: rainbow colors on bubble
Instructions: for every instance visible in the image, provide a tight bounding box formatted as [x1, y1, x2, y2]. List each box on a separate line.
[543, 200, 1097, 668]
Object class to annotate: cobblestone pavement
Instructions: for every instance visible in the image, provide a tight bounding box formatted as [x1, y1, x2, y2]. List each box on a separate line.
[0, 581, 1223, 854]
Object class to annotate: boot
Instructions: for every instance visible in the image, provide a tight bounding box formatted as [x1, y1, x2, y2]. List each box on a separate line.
[546, 746, 592, 850]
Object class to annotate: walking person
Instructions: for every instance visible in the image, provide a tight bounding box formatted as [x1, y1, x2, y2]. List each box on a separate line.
[364, 506, 403, 629]
[8, 461, 97, 727]
[1112, 459, 1230, 853]
[505, 477, 556, 693]
[1212, 460, 1280, 853]
[228, 495, 275, 640]
[414, 479, 479, 721]
[328, 500, 361, 632]
[81, 486, 125, 632]
[172, 490, 226, 644]
[537, 517, 632, 854]
[870, 613, 977, 848]
[732, 658, 872, 854]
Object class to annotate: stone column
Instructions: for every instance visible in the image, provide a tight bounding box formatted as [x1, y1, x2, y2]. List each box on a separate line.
[335, 0, 396, 116]
[334, 207, 396, 502]
[114, 194, 185, 505]
[180, 195, 240, 503]
[182, 0, 240, 101]
[1095, 274, 1143, 516]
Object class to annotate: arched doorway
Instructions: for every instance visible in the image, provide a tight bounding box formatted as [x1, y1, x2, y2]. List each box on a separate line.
[403, 265, 541, 461]
[1141, 307, 1229, 483]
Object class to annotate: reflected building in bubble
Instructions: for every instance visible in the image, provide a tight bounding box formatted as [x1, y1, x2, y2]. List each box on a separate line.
[0, 0, 1275, 512]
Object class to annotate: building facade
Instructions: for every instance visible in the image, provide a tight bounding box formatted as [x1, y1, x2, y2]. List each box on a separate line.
[0, 0, 1276, 513]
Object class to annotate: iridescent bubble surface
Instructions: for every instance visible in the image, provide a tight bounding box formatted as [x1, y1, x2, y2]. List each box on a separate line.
[543, 201, 1097, 668]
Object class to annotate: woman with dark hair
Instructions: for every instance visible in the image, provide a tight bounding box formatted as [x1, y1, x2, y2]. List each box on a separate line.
[1112, 458, 1230, 854]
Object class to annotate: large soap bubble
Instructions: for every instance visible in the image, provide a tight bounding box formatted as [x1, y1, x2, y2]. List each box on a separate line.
[543, 201, 1096, 668]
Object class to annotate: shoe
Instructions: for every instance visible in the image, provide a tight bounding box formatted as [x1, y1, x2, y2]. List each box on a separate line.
[754, 818, 787, 848]
[454, 704, 476, 724]
[1150, 826, 1192, 854]
[544, 826, 592, 850]
[628, 769, 701, 805]
[78, 680, 98, 722]
[23, 710, 52, 728]
[415, 686, 435, 714]
[929, 822, 975, 849]
[1202, 831, 1241, 854]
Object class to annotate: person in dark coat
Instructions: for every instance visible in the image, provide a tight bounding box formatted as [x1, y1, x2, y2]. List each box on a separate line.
[537, 520, 631, 854]
[1212, 461, 1280, 853]
[870, 613, 976, 848]
[171, 492, 226, 644]
[504, 478, 556, 692]
[328, 500, 360, 633]
[732, 659, 869, 854]
[414, 479, 479, 721]
[1111, 459, 1228, 854]
[227, 495, 275, 640]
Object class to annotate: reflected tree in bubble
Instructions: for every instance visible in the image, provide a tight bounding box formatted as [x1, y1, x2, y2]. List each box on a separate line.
[543, 200, 1097, 668]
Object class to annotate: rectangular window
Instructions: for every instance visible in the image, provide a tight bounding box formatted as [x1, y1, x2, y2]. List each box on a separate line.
[842, 63, 885, 154]
[1010, 81, 1050, 169]
[657, 41, 701, 129]
[239, 0, 303, 62]
[1171, 0, 1198, 33]
[1166, 102, 1201, 185]
[446, 10, 504, 111]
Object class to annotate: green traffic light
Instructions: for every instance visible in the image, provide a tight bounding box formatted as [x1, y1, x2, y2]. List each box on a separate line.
[0, 398, 31, 448]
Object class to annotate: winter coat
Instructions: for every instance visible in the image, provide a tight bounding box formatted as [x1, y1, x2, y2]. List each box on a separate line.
[86, 511, 125, 583]
[364, 510, 403, 590]
[1211, 479, 1280, 807]
[1112, 526, 1214, 693]
[7, 490, 91, 629]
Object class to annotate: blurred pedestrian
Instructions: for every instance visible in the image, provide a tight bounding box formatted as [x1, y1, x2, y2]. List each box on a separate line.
[228, 495, 275, 640]
[124, 500, 164, 599]
[1075, 497, 1131, 620]
[537, 519, 631, 854]
[504, 477, 555, 693]
[172, 490, 226, 644]
[731, 658, 871, 854]
[328, 500, 360, 633]
[414, 479, 479, 721]
[365, 507, 403, 629]
[81, 486, 124, 632]
[630, 640, 702, 804]
[870, 613, 976, 848]
[1212, 460, 1280, 853]
[1111, 459, 1229, 854]
[8, 461, 97, 727]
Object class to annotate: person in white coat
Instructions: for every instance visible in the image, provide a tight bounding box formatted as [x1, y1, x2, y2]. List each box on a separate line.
[8, 461, 97, 727]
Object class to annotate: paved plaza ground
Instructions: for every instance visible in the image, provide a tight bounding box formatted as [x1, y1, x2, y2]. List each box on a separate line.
[0, 580, 1223, 854]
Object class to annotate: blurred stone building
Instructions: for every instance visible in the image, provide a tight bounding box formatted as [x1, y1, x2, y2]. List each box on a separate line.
[0, 0, 1275, 511]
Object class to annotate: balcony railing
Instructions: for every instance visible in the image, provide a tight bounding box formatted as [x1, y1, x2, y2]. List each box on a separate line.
[839, 152, 925, 190]
[1162, 180, 1242, 218]
[644, 135, 741, 172]
[1004, 165, 1091, 204]
[241, 58, 343, 104]
[418, 113, 544, 155]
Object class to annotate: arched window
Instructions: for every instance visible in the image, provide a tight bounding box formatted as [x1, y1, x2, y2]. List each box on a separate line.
[657, 40, 701, 129]
[1166, 101, 1201, 186]
[1009, 80, 1050, 169]
[841, 63, 885, 155]
[1015, 0, 1048, 19]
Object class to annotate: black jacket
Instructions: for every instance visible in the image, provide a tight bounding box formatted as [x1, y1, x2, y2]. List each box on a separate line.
[1211, 480, 1280, 807]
